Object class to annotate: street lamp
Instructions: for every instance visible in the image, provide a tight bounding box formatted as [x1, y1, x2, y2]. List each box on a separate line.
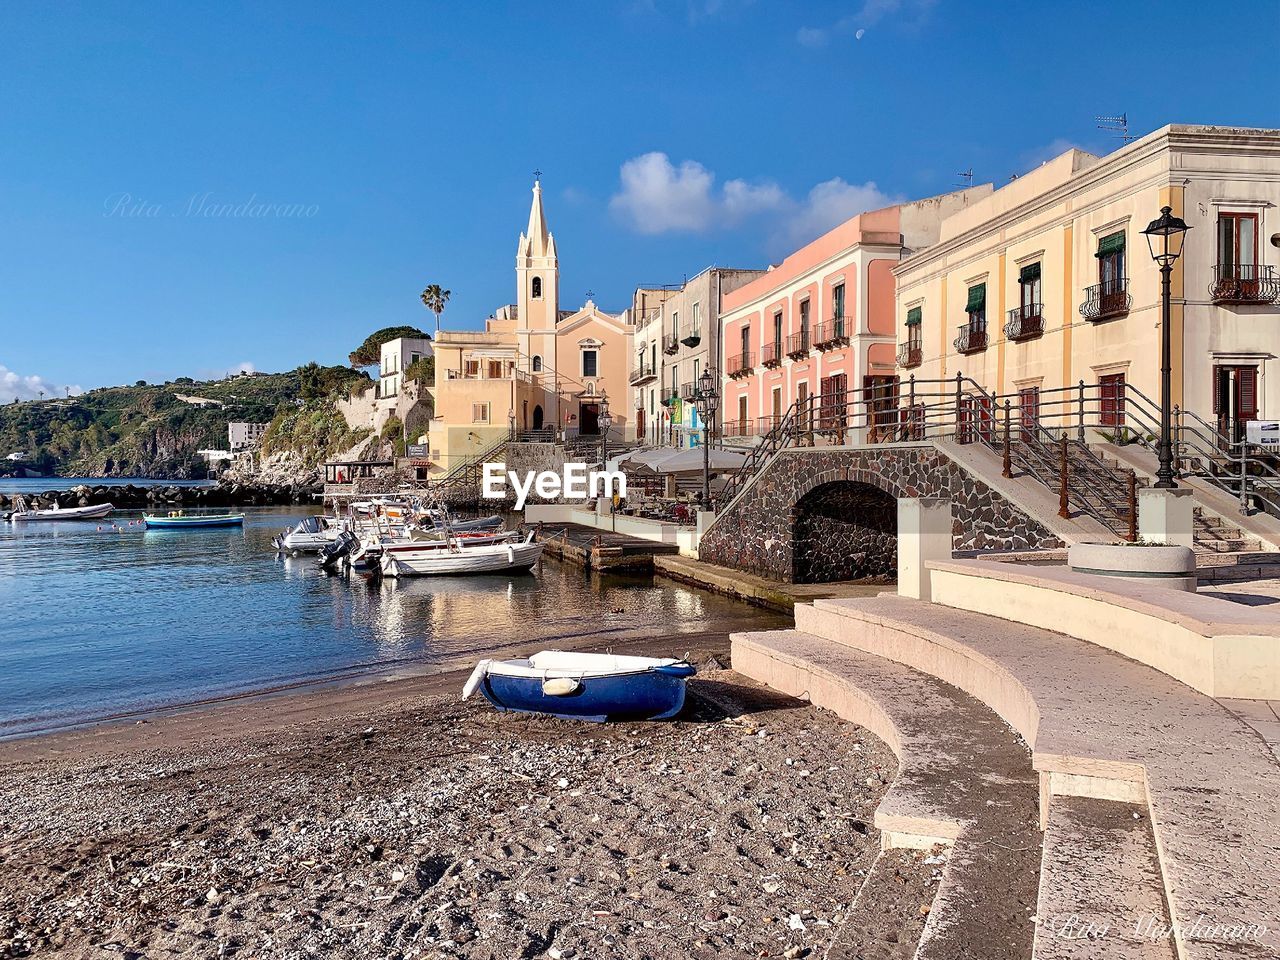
[693, 367, 721, 508]
[597, 391, 613, 467]
[1141, 205, 1190, 489]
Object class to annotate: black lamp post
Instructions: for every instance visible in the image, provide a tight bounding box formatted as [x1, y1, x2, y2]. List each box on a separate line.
[693, 367, 721, 507]
[597, 391, 612, 467]
[1141, 205, 1191, 489]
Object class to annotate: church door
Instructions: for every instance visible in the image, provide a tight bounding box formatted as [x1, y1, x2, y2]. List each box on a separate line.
[579, 403, 600, 436]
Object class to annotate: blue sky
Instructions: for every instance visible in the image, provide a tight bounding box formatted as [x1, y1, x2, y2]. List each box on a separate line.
[2, 0, 1277, 398]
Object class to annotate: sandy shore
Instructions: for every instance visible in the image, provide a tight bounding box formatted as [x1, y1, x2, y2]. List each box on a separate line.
[0, 631, 952, 960]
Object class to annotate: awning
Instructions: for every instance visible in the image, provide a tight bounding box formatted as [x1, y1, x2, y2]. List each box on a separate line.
[1096, 232, 1125, 257]
[1019, 262, 1041, 283]
[965, 283, 986, 312]
[906, 306, 922, 326]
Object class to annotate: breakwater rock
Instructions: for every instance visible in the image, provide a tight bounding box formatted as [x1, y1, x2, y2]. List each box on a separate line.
[0, 481, 320, 512]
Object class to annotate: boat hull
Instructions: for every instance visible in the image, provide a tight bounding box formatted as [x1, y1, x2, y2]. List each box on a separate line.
[10, 503, 114, 521]
[381, 541, 544, 577]
[143, 514, 245, 529]
[478, 668, 690, 722]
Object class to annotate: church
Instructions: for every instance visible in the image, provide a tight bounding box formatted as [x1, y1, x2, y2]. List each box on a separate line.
[426, 180, 635, 475]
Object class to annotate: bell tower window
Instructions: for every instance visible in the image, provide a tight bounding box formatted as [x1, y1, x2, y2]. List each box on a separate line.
[531, 276, 543, 299]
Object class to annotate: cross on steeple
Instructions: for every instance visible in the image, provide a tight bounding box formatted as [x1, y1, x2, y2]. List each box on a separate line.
[533, 168, 542, 181]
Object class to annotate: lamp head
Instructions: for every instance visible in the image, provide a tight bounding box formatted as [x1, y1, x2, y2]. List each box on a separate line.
[1142, 205, 1190, 268]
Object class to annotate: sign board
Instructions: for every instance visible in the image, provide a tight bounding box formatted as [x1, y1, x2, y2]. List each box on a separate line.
[406, 443, 430, 459]
[1245, 421, 1280, 448]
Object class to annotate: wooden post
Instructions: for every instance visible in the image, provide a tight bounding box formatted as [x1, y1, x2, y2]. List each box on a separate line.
[1126, 470, 1138, 542]
[1058, 437, 1071, 519]
[1002, 400, 1013, 478]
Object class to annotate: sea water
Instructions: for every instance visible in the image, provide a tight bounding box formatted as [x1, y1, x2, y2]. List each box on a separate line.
[0, 506, 780, 737]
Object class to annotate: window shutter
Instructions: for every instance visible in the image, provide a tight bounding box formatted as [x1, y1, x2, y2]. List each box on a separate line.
[1239, 368, 1258, 420]
[1212, 366, 1223, 414]
[965, 284, 986, 312]
[1019, 263, 1041, 283]
[906, 306, 922, 326]
[1096, 232, 1125, 257]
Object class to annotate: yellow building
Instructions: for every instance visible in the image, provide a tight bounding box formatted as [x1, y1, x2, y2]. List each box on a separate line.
[894, 124, 1280, 444]
[428, 181, 635, 474]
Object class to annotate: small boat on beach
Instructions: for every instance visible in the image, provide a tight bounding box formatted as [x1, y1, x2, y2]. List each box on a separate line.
[143, 512, 245, 529]
[463, 651, 696, 722]
[6, 498, 114, 522]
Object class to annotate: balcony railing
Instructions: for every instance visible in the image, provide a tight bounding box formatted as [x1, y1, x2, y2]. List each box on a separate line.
[629, 359, 657, 385]
[726, 352, 754, 378]
[813, 317, 850, 350]
[1079, 277, 1130, 322]
[681, 328, 702, 348]
[662, 333, 680, 355]
[897, 341, 922, 369]
[660, 391, 679, 407]
[722, 419, 758, 439]
[1209, 263, 1280, 305]
[786, 330, 811, 358]
[761, 341, 782, 368]
[953, 317, 988, 355]
[680, 381, 698, 401]
[1005, 304, 1044, 342]
[757, 414, 783, 435]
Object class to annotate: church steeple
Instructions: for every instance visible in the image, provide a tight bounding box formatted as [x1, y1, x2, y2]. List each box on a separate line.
[516, 177, 559, 334]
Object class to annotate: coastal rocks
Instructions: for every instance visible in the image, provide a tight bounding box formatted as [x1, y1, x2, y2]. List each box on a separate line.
[0, 480, 318, 512]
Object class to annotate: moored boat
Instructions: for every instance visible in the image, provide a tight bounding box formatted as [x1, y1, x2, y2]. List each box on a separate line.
[7, 498, 114, 522]
[380, 530, 543, 578]
[143, 512, 245, 529]
[274, 515, 339, 552]
[463, 651, 696, 722]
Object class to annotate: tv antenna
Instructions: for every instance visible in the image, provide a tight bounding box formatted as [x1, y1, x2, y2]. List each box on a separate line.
[955, 168, 974, 188]
[1096, 113, 1135, 144]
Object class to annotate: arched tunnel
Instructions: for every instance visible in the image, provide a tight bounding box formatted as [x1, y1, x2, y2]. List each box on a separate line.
[791, 480, 897, 584]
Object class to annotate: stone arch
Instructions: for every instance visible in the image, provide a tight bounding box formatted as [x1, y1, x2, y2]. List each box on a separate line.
[532, 404, 544, 430]
[791, 479, 898, 584]
[531, 276, 543, 299]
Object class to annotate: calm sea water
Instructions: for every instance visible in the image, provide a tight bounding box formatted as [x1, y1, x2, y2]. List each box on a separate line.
[0, 507, 782, 737]
[0, 477, 215, 494]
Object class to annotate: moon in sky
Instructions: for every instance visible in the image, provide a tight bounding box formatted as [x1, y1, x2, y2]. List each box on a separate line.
[855, 28, 866, 39]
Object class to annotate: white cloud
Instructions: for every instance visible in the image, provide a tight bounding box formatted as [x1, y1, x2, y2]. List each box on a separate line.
[797, 0, 936, 45]
[796, 25, 828, 47]
[230, 361, 257, 375]
[0, 365, 82, 403]
[610, 153, 897, 249]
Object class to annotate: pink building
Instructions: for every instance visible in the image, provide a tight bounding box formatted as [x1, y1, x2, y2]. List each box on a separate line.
[719, 191, 987, 441]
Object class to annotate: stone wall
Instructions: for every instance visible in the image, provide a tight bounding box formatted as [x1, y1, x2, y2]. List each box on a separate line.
[793, 481, 897, 583]
[699, 443, 1060, 582]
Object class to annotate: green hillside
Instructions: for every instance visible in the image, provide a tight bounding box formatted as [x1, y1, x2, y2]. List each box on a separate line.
[0, 364, 368, 479]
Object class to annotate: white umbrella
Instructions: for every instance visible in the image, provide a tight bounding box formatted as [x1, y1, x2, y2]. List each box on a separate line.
[619, 448, 683, 472]
[652, 448, 747, 474]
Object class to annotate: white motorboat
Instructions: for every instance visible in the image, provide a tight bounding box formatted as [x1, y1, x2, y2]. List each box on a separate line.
[274, 515, 340, 553]
[7, 497, 114, 522]
[380, 529, 544, 578]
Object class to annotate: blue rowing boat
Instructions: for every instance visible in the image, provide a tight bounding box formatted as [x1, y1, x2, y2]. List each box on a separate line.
[143, 513, 246, 529]
[462, 651, 696, 722]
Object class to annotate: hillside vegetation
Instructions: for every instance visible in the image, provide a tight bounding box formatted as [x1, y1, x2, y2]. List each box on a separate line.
[0, 364, 367, 479]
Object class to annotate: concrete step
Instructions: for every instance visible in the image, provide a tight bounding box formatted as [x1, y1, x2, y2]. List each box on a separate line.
[732, 629, 1041, 960]
[1195, 538, 1266, 554]
[790, 594, 1280, 958]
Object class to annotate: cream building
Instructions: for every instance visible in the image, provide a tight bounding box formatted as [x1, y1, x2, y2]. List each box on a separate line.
[894, 124, 1280, 444]
[428, 181, 636, 474]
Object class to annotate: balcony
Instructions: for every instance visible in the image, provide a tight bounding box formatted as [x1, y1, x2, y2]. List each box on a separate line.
[761, 341, 782, 368]
[953, 318, 988, 355]
[897, 341, 922, 369]
[1004, 304, 1044, 342]
[786, 330, 811, 359]
[813, 317, 850, 350]
[722, 419, 758, 439]
[1079, 277, 1130, 323]
[660, 392, 679, 407]
[662, 333, 680, 355]
[680, 328, 702, 348]
[726, 352, 754, 379]
[629, 359, 657, 385]
[680, 381, 698, 401]
[1209, 264, 1280, 305]
[757, 414, 783, 435]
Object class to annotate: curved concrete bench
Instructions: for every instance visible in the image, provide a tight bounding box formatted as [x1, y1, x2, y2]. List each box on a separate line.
[732, 628, 1041, 960]
[926, 558, 1280, 698]
[793, 596, 1280, 959]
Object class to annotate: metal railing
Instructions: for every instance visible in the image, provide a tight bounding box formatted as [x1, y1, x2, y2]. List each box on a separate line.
[680, 381, 697, 401]
[761, 341, 782, 367]
[1209, 263, 1280, 305]
[897, 341, 922, 369]
[629, 358, 657, 384]
[662, 333, 680, 355]
[787, 330, 811, 358]
[954, 317, 988, 354]
[1005, 304, 1043, 341]
[681, 328, 702, 347]
[813, 317, 850, 350]
[1079, 277, 1130, 322]
[726, 352, 754, 378]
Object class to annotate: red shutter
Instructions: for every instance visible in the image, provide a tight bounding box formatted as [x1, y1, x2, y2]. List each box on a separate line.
[1238, 368, 1258, 421]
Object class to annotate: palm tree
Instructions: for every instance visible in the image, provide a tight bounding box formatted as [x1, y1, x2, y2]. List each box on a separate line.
[420, 284, 451, 336]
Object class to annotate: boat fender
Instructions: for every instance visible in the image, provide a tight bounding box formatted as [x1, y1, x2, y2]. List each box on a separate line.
[542, 677, 581, 697]
[461, 660, 491, 700]
[506, 545, 516, 565]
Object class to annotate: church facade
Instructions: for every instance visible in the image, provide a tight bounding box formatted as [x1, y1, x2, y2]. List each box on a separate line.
[427, 181, 635, 475]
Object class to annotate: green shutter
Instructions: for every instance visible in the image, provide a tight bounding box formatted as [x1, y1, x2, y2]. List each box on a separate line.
[965, 283, 986, 312]
[1096, 232, 1125, 257]
[1019, 262, 1041, 283]
[905, 306, 922, 326]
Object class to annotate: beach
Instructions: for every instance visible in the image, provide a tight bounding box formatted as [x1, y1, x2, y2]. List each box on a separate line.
[0, 635, 950, 960]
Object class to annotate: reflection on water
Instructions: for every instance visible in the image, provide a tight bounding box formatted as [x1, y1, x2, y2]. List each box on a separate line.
[0, 507, 783, 736]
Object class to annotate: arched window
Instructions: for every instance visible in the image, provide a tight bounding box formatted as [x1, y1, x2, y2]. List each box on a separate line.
[531, 276, 543, 299]
[532, 355, 543, 372]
